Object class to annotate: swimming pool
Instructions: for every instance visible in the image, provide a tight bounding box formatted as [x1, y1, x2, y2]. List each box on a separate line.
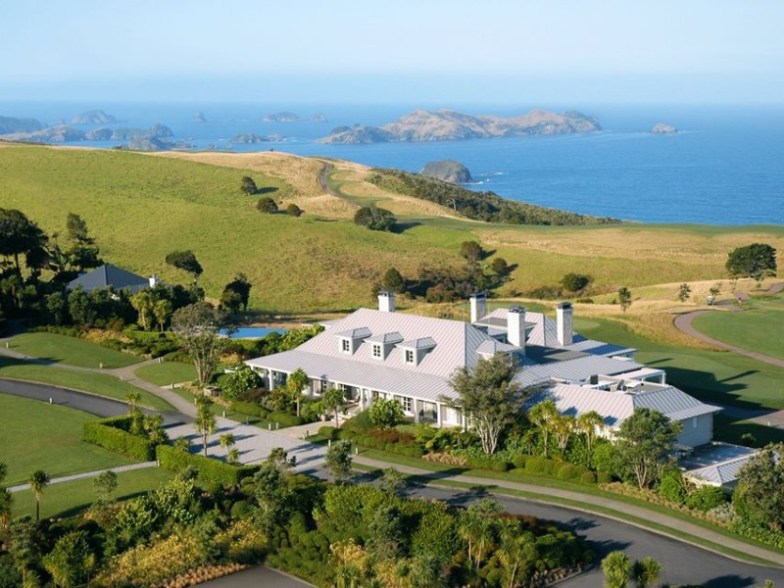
[220, 327, 286, 339]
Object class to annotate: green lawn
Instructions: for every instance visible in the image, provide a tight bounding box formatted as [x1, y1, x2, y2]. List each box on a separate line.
[0, 356, 173, 411]
[11, 467, 174, 520]
[134, 361, 196, 386]
[7, 332, 142, 368]
[574, 317, 784, 412]
[0, 393, 134, 486]
[692, 295, 784, 360]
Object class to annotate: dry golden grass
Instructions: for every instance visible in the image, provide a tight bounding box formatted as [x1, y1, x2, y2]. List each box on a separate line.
[155, 151, 325, 195]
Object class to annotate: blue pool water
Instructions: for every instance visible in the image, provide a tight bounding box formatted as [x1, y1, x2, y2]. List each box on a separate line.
[220, 327, 286, 339]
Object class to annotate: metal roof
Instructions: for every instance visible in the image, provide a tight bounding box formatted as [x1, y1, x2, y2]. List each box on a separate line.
[399, 337, 437, 350]
[335, 327, 372, 339]
[67, 264, 148, 293]
[366, 331, 404, 344]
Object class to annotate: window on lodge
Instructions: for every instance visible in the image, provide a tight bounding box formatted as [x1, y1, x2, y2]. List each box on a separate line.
[372, 344, 382, 358]
[404, 349, 415, 364]
[396, 396, 412, 412]
[341, 339, 351, 353]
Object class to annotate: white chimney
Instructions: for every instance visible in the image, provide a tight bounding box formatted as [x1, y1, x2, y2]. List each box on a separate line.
[507, 305, 526, 351]
[149, 274, 158, 288]
[556, 302, 573, 346]
[469, 292, 487, 323]
[378, 290, 395, 313]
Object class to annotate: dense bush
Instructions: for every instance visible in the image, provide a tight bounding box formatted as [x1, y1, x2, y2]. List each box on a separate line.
[658, 470, 686, 504]
[230, 400, 270, 418]
[83, 418, 157, 460]
[466, 454, 511, 472]
[318, 426, 339, 441]
[156, 445, 258, 486]
[686, 485, 727, 512]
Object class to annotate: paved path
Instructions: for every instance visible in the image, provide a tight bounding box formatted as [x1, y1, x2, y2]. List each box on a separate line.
[354, 455, 784, 569]
[8, 462, 158, 493]
[673, 282, 784, 369]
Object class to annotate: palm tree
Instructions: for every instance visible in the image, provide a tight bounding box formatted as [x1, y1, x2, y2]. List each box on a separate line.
[219, 433, 236, 460]
[126, 391, 141, 415]
[195, 395, 215, 457]
[553, 413, 576, 457]
[632, 556, 662, 588]
[459, 498, 502, 569]
[153, 298, 173, 332]
[322, 387, 346, 428]
[602, 551, 633, 588]
[495, 519, 537, 588]
[528, 399, 559, 457]
[577, 410, 605, 463]
[29, 470, 50, 523]
[0, 463, 10, 529]
[287, 368, 309, 417]
[227, 447, 240, 465]
[130, 290, 154, 331]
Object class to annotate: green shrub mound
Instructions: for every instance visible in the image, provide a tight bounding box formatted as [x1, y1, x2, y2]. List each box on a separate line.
[83, 417, 157, 461]
[156, 445, 258, 485]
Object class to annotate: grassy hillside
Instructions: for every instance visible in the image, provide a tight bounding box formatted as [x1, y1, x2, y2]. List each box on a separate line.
[2, 142, 783, 314]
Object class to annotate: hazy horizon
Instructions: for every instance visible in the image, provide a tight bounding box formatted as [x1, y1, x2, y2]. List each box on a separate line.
[2, 0, 782, 104]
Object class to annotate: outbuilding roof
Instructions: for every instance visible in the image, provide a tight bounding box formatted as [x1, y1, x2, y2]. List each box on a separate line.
[67, 264, 149, 293]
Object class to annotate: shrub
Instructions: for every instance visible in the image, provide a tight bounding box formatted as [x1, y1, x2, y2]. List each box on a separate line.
[353, 206, 396, 231]
[580, 471, 597, 484]
[368, 397, 404, 428]
[686, 485, 727, 512]
[512, 454, 528, 469]
[525, 456, 560, 476]
[83, 419, 157, 460]
[256, 197, 278, 213]
[597, 471, 613, 484]
[556, 463, 584, 481]
[230, 401, 269, 418]
[268, 411, 310, 427]
[658, 470, 686, 504]
[156, 445, 258, 486]
[342, 409, 374, 432]
[318, 426, 339, 441]
[466, 455, 510, 472]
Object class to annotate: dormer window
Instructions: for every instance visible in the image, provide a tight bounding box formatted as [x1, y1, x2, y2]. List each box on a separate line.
[335, 327, 372, 355]
[405, 349, 415, 364]
[398, 337, 437, 367]
[341, 339, 351, 353]
[372, 344, 382, 358]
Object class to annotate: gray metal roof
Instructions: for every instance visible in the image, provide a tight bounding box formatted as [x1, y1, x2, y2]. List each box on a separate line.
[335, 327, 372, 339]
[476, 340, 518, 355]
[537, 383, 721, 428]
[399, 337, 437, 350]
[67, 264, 148, 293]
[366, 331, 404, 344]
[681, 444, 757, 486]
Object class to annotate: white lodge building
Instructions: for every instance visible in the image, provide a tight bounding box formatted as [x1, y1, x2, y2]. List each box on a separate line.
[246, 292, 721, 449]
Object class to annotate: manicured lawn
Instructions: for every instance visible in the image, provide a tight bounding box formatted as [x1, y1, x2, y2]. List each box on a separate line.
[0, 356, 173, 411]
[0, 393, 134, 486]
[11, 467, 174, 520]
[135, 361, 196, 386]
[7, 332, 142, 368]
[574, 317, 784, 411]
[692, 295, 784, 360]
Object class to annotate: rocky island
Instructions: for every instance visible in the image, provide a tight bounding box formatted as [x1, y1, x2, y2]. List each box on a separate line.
[263, 111, 300, 123]
[71, 109, 117, 125]
[228, 133, 285, 144]
[420, 160, 473, 184]
[0, 115, 45, 135]
[651, 122, 678, 134]
[319, 108, 600, 144]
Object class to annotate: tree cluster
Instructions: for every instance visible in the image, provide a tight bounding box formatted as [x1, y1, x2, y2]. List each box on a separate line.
[368, 168, 621, 226]
[353, 206, 396, 231]
[726, 243, 777, 283]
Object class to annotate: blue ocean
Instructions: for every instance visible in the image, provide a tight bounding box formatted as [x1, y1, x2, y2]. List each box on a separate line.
[2, 101, 783, 225]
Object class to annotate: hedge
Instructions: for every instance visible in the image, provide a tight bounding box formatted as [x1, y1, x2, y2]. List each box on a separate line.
[83, 420, 156, 461]
[156, 445, 259, 486]
[466, 455, 511, 472]
[231, 401, 270, 418]
[318, 426, 339, 441]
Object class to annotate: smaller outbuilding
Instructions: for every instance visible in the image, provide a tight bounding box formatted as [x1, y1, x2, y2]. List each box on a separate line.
[67, 263, 155, 294]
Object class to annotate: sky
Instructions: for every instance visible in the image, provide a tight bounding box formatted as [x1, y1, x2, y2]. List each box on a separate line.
[1, 0, 782, 104]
